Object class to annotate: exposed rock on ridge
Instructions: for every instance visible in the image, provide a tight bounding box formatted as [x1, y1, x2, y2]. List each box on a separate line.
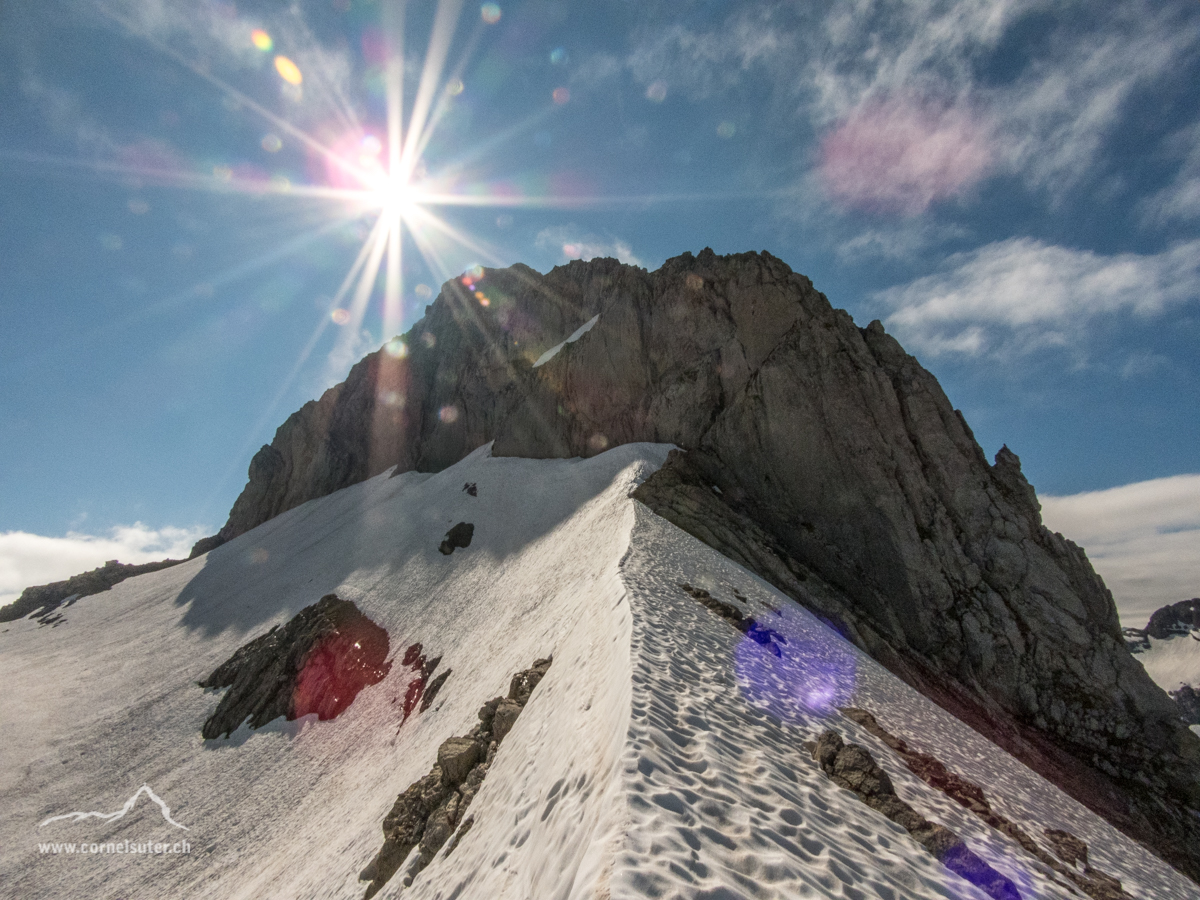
[197, 249, 1200, 880]
[811, 728, 1021, 900]
[0, 558, 183, 624]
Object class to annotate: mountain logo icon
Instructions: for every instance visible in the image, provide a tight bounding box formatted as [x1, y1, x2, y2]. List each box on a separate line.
[39, 784, 188, 830]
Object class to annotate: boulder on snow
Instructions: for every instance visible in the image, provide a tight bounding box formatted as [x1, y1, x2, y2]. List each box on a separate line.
[438, 522, 474, 555]
[438, 737, 484, 786]
[490, 698, 522, 743]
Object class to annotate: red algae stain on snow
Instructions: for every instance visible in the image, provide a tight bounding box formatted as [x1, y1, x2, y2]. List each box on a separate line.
[292, 614, 391, 720]
[390, 642, 451, 732]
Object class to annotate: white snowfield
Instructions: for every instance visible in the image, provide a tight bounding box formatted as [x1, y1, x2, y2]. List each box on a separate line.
[0, 443, 1193, 899]
[1133, 634, 1200, 699]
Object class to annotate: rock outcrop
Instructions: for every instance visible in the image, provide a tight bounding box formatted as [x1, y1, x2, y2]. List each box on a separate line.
[839, 707, 1132, 900]
[199, 593, 390, 738]
[811, 728, 1021, 900]
[0, 558, 183, 625]
[437, 522, 474, 556]
[194, 250, 1200, 880]
[361, 657, 551, 898]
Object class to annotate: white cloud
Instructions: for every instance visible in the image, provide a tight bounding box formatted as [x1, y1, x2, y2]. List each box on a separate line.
[535, 227, 643, 267]
[0, 524, 207, 608]
[808, 1, 1198, 194]
[1041, 475, 1200, 629]
[995, 6, 1196, 193]
[875, 237, 1200, 358]
[818, 95, 994, 214]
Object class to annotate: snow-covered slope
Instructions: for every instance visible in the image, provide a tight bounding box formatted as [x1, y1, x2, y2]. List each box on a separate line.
[0, 444, 1193, 899]
[1133, 635, 1200, 697]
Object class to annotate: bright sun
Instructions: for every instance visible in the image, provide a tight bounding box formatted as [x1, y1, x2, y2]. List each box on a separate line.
[371, 173, 417, 217]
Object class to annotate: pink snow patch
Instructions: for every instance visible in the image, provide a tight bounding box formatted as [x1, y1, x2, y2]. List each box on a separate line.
[819, 97, 993, 215]
[292, 617, 391, 721]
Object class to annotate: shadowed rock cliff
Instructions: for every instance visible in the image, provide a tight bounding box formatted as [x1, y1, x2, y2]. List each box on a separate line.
[195, 249, 1200, 880]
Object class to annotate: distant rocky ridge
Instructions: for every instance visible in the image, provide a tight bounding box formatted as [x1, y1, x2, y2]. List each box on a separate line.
[102, 250, 1200, 881]
[1123, 597, 1200, 726]
[1121, 597, 1200, 654]
[0, 558, 183, 625]
[1145, 598, 1200, 640]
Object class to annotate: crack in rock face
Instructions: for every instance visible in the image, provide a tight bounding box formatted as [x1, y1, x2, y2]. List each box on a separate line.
[438, 522, 474, 556]
[360, 657, 552, 899]
[198, 594, 390, 739]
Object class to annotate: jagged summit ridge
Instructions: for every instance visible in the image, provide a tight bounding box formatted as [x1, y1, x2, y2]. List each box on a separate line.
[197, 249, 1200, 879]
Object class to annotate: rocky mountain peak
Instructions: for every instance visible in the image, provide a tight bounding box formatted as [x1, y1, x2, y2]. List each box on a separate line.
[195, 250, 1200, 880]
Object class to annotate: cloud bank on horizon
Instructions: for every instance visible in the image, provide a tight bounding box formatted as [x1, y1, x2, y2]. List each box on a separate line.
[1042, 474, 1200, 629]
[0, 0, 1196, 613]
[0, 525, 207, 609]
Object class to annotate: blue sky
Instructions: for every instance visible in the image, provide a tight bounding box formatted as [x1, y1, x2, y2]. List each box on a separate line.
[1, 0, 1198, 620]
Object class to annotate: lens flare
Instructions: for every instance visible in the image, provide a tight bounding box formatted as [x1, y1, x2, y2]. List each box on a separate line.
[261, 133, 282, 152]
[646, 81, 668, 103]
[251, 29, 273, 52]
[717, 121, 736, 139]
[552, 87, 570, 105]
[274, 56, 303, 85]
[331, 308, 350, 324]
[481, 4, 501, 24]
[735, 605, 857, 724]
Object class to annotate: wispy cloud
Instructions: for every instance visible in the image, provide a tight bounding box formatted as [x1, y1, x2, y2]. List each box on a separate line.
[1141, 122, 1200, 227]
[535, 226, 643, 267]
[622, 2, 1200, 211]
[874, 237, 1200, 358]
[818, 96, 993, 214]
[97, 0, 359, 129]
[625, 9, 788, 101]
[1041, 475, 1200, 629]
[0, 524, 206, 608]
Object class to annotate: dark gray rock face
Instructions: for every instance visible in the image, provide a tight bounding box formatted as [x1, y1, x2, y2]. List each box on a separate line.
[199, 250, 1199, 880]
[1172, 684, 1200, 725]
[0, 558, 183, 624]
[199, 594, 390, 739]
